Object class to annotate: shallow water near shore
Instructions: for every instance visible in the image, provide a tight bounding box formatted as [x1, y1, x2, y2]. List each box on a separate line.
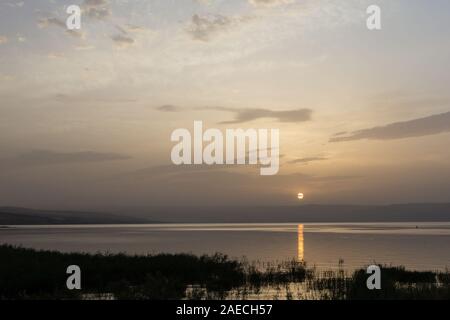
[1, 222, 450, 271]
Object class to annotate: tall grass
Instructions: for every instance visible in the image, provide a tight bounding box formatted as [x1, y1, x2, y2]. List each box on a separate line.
[0, 244, 244, 300]
[0, 244, 448, 300]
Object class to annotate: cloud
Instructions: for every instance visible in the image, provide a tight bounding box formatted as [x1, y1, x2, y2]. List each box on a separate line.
[111, 34, 135, 48]
[53, 93, 137, 103]
[0, 36, 8, 44]
[195, 0, 212, 5]
[75, 44, 95, 51]
[330, 111, 450, 142]
[123, 163, 354, 183]
[156, 105, 182, 112]
[84, 0, 108, 4]
[65, 30, 85, 39]
[82, 0, 111, 20]
[369, 92, 450, 110]
[47, 52, 65, 59]
[187, 14, 233, 42]
[37, 0, 111, 37]
[37, 17, 85, 39]
[155, 104, 312, 123]
[288, 156, 328, 164]
[111, 23, 153, 48]
[332, 131, 347, 137]
[4, 1, 24, 8]
[117, 164, 358, 206]
[116, 24, 151, 35]
[0, 150, 131, 169]
[201, 106, 312, 124]
[186, 14, 254, 42]
[37, 17, 66, 28]
[248, 0, 294, 7]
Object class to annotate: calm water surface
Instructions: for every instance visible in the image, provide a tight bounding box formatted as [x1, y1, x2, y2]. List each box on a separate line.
[1, 222, 450, 271]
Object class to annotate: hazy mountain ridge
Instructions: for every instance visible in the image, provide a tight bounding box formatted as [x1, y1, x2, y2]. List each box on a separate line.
[0, 207, 156, 225]
[104, 203, 450, 223]
[2, 203, 450, 225]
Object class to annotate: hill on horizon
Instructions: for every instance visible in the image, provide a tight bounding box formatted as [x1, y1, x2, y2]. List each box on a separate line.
[2, 203, 450, 225]
[0, 207, 156, 225]
[104, 203, 450, 223]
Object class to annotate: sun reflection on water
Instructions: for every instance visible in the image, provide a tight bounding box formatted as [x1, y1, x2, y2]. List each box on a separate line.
[298, 224, 304, 261]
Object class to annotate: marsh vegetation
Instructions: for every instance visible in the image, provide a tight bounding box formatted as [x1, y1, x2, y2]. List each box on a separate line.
[0, 244, 448, 300]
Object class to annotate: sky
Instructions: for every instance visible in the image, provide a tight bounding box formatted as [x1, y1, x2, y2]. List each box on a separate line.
[0, 0, 450, 210]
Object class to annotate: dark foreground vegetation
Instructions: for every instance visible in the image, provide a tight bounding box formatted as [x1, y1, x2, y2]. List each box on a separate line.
[0, 244, 449, 300]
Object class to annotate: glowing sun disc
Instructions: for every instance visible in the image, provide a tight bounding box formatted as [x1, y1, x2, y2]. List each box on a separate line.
[297, 193, 304, 200]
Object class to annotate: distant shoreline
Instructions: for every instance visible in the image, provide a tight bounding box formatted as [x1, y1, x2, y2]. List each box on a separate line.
[1, 221, 450, 226]
[2, 203, 450, 225]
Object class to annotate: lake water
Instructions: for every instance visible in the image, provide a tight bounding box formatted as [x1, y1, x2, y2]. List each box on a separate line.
[1, 222, 450, 271]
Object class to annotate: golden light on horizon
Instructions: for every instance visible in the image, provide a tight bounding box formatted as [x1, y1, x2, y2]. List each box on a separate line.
[297, 193, 304, 200]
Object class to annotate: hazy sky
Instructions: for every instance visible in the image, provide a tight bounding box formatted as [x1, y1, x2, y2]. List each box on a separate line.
[0, 0, 450, 209]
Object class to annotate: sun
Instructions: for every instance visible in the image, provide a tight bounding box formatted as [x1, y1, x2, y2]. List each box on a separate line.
[297, 193, 304, 200]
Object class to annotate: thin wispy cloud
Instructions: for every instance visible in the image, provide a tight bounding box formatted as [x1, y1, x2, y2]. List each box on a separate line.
[122, 162, 353, 182]
[187, 14, 234, 42]
[0, 36, 8, 44]
[157, 104, 312, 124]
[82, 0, 111, 20]
[370, 92, 450, 110]
[156, 105, 182, 112]
[201, 107, 313, 124]
[288, 156, 328, 164]
[111, 34, 135, 48]
[4, 1, 24, 8]
[248, 0, 294, 7]
[37, 17, 85, 39]
[111, 23, 152, 47]
[330, 111, 450, 142]
[37, 17, 66, 28]
[0, 150, 131, 169]
[36, 0, 109, 42]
